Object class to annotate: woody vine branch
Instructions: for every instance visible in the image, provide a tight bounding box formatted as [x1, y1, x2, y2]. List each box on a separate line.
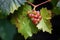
[26, 0, 51, 10]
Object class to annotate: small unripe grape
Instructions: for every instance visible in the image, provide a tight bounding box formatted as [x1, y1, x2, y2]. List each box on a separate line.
[27, 11, 31, 14]
[32, 10, 37, 14]
[36, 11, 40, 16]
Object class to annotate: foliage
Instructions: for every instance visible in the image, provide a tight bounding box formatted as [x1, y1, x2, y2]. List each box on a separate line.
[51, 0, 60, 15]
[0, 18, 16, 40]
[11, 4, 38, 39]
[0, 0, 60, 40]
[0, 0, 26, 18]
[52, 7, 60, 15]
[37, 8, 52, 33]
[51, 0, 58, 6]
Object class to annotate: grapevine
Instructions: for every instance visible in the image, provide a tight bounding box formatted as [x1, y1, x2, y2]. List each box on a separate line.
[27, 0, 51, 25]
[0, 0, 60, 40]
[28, 10, 42, 24]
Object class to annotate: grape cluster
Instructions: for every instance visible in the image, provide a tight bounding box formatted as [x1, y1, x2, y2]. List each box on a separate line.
[28, 10, 42, 24]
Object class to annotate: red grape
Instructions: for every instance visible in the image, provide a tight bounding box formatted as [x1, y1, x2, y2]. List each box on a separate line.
[36, 11, 40, 16]
[28, 10, 42, 24]
[28, 13, 34, 18]
[34, 15, 38, 18]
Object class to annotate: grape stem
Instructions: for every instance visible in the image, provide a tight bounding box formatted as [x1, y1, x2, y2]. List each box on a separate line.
[26, 0, 51, 10]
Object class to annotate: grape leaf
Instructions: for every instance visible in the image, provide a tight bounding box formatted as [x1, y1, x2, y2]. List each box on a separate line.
[37, 19, 52, 33]
[40, 8, 51, 19]
[52, 7, 60, 15]
[0, 18, 16, 40]
[37, 8, 52, 33]
[11, 4, 38, 39]
[28, 0, 34, 2]
[57, 1, 60, 7]
[0, 0, 26, 18]
[51, 0, 58, 6]
[52, 0, 60, 15]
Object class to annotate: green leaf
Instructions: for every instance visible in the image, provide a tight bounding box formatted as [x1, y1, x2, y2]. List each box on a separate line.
[40, 8, 51, 20]
[0, 0, 26, 17]
[11, 4, 38, 39]
[52, 0, 60, 15]
[28, 0, 34, 3]
[51, 0, 58, 6]
[0, 18, 16, 40]
[52, 7, 60, 15]
[57, 1, 60, 7]
[37, 19, 52, 33]
[37, 8, 52, 33]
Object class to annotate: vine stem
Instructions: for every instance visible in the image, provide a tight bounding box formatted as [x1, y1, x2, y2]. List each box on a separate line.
[26, 0, 51, 10]
[26, 0, 35, 7]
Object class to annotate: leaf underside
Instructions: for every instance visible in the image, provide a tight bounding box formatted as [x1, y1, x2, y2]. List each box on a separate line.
[0, 0, 26, 18]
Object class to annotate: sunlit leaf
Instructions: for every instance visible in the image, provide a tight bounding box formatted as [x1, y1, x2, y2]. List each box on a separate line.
[40, 8, 51, 20]
[11, 4, 38, 39]
[37, 19, 52, 33]
[37, 8, 52, 33]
